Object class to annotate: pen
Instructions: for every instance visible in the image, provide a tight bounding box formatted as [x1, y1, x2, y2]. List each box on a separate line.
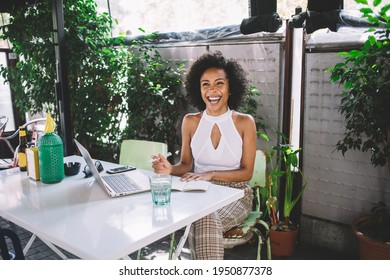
[149, 152, 172, 163]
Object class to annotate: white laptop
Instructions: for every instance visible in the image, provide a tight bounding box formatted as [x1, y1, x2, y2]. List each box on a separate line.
[74, 139, 150, 197]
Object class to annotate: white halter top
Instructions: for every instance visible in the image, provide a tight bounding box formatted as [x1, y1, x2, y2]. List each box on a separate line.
[191, 109, 242, 173]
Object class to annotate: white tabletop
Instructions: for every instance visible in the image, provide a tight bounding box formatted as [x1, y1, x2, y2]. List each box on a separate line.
[0, 155, 244, 260]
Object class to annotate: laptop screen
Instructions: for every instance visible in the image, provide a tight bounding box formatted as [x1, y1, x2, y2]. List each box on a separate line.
[74, 139, 106, 187]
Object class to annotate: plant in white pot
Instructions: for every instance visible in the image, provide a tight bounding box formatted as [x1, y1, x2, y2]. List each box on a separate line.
[328, 0, 390, 259]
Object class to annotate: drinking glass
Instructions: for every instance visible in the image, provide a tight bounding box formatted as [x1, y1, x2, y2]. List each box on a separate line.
[149, 174, 172, 206]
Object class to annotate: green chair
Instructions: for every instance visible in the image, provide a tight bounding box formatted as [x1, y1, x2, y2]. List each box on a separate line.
[119, 139, 178, 259]
[119, 139, 168, 171]
[223, 150, 271, 260]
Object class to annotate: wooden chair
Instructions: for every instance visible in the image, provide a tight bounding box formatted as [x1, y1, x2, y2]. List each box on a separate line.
[222, 150, 271, 260]
[0, 228, 25, 260]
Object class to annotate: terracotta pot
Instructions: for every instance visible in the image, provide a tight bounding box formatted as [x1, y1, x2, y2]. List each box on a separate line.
[269, 227, 299, 257]
[352, 215, 390, 260]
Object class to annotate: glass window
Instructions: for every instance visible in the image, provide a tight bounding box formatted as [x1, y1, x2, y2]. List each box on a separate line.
[0, 52, 15, 131]
[96, 0, 248, 36]
[97, 1, 372, 37]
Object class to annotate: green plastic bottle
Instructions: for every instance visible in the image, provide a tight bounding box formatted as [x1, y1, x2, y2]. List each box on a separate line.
[38, 132, 65, 183]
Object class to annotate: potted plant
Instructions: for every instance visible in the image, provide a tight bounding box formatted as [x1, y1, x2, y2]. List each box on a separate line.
[328, 0, 390, 171]
[328, 0, 390, 259]
[352, 202, 390, 259]
[260, 131, 306, 257]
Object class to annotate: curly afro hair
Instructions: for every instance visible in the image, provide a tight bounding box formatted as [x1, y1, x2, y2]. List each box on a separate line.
[184, 50, 249, 111]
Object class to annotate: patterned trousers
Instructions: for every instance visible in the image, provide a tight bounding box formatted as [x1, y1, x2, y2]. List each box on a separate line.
[188, 181, 253, 260]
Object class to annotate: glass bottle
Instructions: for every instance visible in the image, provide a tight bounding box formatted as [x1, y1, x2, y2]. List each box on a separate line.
[18, 126, 28, 172]
[38, 132, 65, 183]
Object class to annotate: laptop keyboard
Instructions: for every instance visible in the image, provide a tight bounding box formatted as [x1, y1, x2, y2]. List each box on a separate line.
[102, 174, 142, 193]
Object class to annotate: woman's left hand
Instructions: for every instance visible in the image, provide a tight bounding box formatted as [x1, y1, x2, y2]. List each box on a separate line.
[181, 171, 213, 182]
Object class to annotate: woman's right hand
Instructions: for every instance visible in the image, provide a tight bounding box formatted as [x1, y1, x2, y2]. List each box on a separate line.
[151, 154, 172, 174]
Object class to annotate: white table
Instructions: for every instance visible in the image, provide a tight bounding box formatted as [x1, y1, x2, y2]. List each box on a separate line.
[0, 155, 244, 260]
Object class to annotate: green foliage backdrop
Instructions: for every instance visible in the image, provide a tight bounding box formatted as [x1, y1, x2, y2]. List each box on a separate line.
[0, 0, 186, 161]
[329, 0, 390, 169]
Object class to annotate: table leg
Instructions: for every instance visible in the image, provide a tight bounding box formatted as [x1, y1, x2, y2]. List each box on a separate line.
[40, 237, 69, 260]
[23, 234, 68, 260]
[23, 234, 37, 256]
[172, 224, 191, 260]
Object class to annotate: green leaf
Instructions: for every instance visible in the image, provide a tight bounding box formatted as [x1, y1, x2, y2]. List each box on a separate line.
[368, 35, 377, 45]
[368, 15, 380, 24]
[355, 0, 368, 4]
[381, 4, 390, 15]
[373, 0, 381, 7]
[360, 8, 373, 14]
[337, 52, 350, 57]
[257, 132, 269, 141]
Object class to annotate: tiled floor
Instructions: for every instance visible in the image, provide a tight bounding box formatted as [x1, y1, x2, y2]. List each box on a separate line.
[1, 217, 356, 260]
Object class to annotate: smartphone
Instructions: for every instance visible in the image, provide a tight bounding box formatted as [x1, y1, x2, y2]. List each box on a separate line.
[106, 165, 136, 174]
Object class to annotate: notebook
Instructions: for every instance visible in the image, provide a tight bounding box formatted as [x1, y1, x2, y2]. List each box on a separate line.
[74, 139, 150, 197]
[171, 177, 209, 192]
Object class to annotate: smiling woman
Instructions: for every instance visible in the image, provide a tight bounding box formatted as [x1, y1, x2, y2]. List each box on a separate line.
[151, 51, 257, 259]
[200, 68, 229, 115]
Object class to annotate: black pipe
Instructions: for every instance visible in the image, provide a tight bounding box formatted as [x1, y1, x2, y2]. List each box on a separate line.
[52, 0, 72, 156]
